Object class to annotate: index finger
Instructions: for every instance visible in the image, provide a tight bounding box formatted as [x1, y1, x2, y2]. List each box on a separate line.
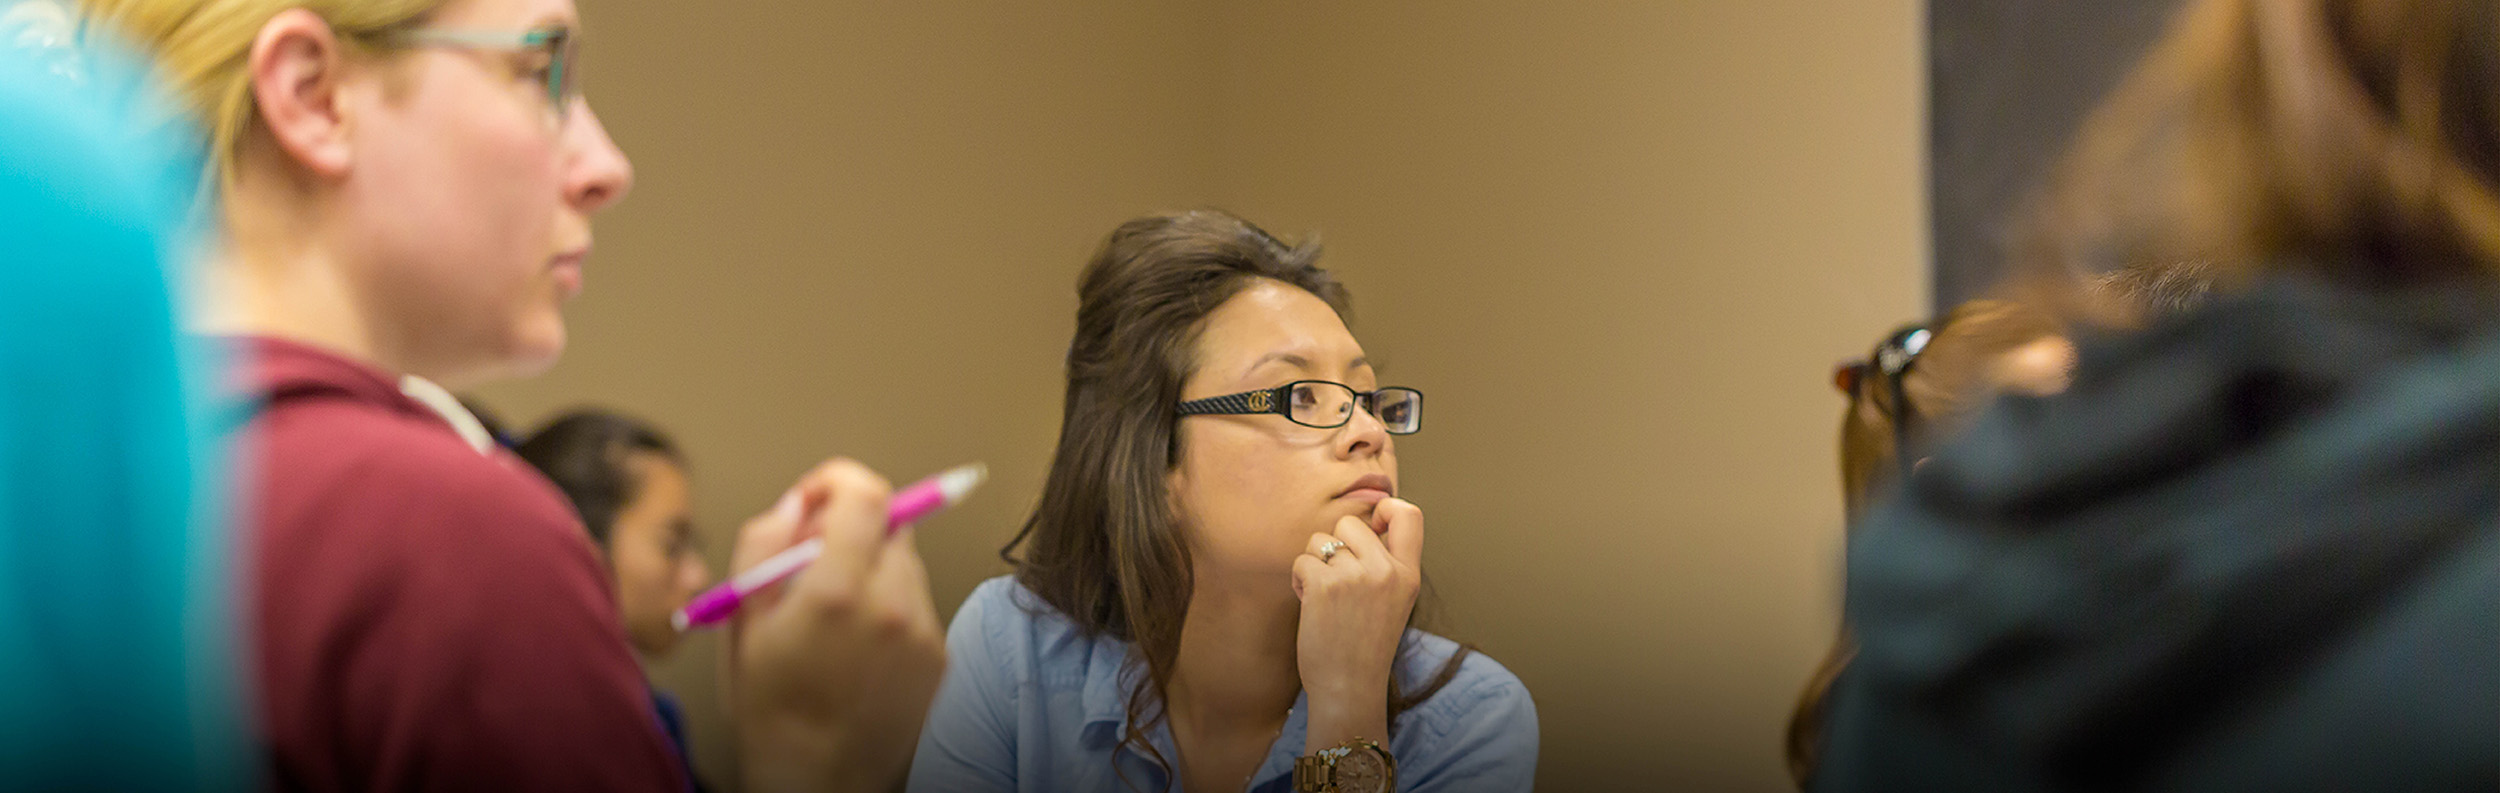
[729, 487, 810, 578]
[1372, 497, 1424, 569]
[784, 458, 895, 594]
[724, 459, 893, 622]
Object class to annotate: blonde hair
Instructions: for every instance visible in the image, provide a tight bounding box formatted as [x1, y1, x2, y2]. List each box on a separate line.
[76, 0, 444, 195]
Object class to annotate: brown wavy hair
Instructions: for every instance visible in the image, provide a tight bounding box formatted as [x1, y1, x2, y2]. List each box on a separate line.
[1000, 210, 1466, 789]
[2014, 0, 2500, 323]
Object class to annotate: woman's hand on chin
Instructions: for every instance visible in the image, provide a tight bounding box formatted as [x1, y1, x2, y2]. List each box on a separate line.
[1291, 497, 1424, 751]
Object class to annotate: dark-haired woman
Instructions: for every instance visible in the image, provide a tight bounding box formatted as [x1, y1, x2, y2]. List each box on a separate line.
[518, 411, 709, 661]
[908, 211, 1537, 793]
[515, 411, 713, 790]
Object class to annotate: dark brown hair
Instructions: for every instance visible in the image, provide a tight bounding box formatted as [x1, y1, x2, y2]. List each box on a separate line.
[1000, 210, 1466, 787]
[1789, 298, 2067, 788]
[515, 409, 681, 548]
[2015, 0, 2500, 324]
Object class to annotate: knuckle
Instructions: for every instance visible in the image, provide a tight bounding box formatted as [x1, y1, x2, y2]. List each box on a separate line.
[868, 604, 915, 639]
[912, 620, 946, 649]
[804, 584, 864, 621]
[826, 459, 894, 499]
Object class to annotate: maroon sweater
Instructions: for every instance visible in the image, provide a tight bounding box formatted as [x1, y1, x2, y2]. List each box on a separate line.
[239, 337, 685, 792]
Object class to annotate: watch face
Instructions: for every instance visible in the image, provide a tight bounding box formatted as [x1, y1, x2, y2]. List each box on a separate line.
[1336, 747, 1388, 793]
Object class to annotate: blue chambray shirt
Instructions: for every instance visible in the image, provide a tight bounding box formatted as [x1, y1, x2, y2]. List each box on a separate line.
[908, 576, 1539, 793]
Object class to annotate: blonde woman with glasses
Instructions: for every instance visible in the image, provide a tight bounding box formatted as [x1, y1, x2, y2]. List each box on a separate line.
[77, 0, 946, 789]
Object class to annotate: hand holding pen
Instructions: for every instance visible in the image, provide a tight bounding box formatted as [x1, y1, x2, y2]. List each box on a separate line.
[680, 463, 986, 630]
[722, 459, 967, 791]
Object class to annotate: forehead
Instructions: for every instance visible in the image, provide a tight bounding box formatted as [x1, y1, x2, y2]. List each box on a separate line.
[1193, 279, 1364, 381]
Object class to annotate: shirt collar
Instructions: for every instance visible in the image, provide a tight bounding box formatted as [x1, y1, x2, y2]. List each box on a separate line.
[395, 373, 494, 453]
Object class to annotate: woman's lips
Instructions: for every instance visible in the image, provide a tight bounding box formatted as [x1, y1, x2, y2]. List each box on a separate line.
[1335, 474, 1395, 500]
[550, 250, 588, 298]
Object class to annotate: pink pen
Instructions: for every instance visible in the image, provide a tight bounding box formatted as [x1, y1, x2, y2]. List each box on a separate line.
[673, 463, 986, 631]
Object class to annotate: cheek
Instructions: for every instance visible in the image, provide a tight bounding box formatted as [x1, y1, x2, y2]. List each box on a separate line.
[385, 84, 558, 247]
[360, 87, 564, 324]
[612, 540, 676, 600]
[1173, 429, 1312, 562]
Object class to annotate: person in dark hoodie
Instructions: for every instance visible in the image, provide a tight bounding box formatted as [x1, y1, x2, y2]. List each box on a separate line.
[1788, 299, 2073, 789]
[1815, 1, 2500, 791]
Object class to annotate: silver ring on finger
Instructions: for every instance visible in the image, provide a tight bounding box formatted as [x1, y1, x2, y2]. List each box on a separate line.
[1317, 539, 1347, 563]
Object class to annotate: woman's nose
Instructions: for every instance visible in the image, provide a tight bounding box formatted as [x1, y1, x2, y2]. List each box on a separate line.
[1337, 406, 1390, 458]
[562, 101, 634, 214]
[678, 556, 711, 592]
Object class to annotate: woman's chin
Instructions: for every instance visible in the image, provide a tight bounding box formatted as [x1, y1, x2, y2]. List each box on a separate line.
[500, 321, 568, 377]
[1323, 494, 1391, 528]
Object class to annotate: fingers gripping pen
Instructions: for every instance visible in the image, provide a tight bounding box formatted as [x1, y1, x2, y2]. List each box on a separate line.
[673, 463, 985, 631]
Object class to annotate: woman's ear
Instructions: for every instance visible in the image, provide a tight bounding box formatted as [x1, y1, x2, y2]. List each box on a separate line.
[1163, 465, 1188, 519]
[246, 9, 358, 177]
[1163, 456, 1202, 547]
[1995, 336, 2078, 396]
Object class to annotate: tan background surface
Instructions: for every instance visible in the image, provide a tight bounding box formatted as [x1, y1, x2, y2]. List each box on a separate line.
[475, 2, 1927, 789]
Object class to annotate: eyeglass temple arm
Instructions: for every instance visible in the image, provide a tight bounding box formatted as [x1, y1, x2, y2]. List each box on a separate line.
[385, 28, 569, 54]
[1174, 387, 1282, 416]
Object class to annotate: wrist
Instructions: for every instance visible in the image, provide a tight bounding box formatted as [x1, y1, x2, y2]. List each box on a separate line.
[1301, 664, 1390, 705]
[1303, 698, 1388, 755]
[738, 717, 882, 793]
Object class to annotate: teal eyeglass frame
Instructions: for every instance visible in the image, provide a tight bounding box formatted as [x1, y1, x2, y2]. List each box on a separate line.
[380, 27, 577, 121]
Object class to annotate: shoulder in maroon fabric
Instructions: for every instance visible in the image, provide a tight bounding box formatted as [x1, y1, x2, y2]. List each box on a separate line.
[236, 336, 686, 793]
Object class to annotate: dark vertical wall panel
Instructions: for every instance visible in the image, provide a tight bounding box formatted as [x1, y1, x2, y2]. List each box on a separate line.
[1929, 0, 2182, 307]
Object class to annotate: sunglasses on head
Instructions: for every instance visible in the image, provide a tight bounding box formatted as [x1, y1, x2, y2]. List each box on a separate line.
[1833, 324, 1932, 474]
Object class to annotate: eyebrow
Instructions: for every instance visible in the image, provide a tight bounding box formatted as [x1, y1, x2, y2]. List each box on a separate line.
[1239, 352, 1372, 382]
[525, 12, 578, 32]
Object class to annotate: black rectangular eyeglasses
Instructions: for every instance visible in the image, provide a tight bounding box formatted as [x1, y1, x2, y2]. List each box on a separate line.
[1176, 380, 1423, 435]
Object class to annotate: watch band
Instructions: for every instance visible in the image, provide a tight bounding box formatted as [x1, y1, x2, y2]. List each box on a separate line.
[1292, 738, 1396, 793]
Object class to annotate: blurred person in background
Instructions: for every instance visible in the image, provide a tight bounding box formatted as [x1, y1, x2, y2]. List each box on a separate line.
[517, 409, 714, 789]
[1820, 0, 2500, 790]
[1786, 299, 2071, 789]
[0, 7, 248, 789]
[75, 0, 946, 788]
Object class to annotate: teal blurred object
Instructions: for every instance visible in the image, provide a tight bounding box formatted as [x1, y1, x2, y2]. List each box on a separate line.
[0, 6, 250, 790]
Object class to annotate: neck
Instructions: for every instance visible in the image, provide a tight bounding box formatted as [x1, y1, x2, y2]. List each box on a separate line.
[1165, 571, 1301, 730]
[201, 245, 374, 358]
[207, 176, 423, 382]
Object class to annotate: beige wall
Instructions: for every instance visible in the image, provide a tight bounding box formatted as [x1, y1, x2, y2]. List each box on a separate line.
[479, 1, 1925, 790]
[1206, 3, 1928, 789]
